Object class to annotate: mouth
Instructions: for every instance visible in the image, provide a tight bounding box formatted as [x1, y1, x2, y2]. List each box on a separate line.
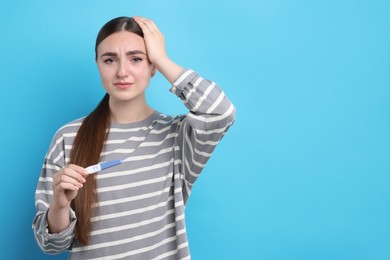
[114, 82, 133, 89]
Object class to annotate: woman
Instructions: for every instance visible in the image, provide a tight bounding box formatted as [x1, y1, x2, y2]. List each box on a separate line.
[33, 16, 236, 259]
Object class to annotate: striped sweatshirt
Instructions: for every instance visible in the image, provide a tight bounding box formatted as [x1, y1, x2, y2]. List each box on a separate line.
[33, 69, 236, 259]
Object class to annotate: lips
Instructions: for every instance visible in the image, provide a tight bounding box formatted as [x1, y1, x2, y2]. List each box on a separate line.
[114, 82, 133, 89]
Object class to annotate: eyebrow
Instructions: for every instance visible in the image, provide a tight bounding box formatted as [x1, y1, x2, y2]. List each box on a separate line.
[100, 50, 146, 58]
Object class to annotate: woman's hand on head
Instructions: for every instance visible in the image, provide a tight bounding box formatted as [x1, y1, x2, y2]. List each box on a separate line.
[51, 164, 87, 209]
[133, 16, 168, 68]
[133, 16, 184, 84]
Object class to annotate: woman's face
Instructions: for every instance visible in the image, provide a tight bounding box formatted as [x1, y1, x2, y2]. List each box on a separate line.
[96, 31, 154, 103]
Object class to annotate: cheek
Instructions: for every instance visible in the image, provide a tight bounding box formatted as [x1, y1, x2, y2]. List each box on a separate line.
[140, 70, 152, 81]
[98, 66, 113, 83]
[131, 67, 151, 82]
[137, 64, 153, 78]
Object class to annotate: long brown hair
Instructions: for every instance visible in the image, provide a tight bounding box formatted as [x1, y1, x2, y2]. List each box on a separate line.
[69, 17, 144, 245]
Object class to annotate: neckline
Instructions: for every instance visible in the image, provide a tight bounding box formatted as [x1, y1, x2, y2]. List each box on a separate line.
[110, 111, 161, 129]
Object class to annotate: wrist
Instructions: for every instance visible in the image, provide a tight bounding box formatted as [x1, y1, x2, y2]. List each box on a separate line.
[49, 202, 71, 214]
[152, 57, 183, 84]
[48, 203, 71, 233]
[151, 55, 170, 71]
[50, 196, 71, 211]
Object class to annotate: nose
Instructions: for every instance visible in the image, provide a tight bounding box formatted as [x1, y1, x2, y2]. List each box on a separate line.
[116, 61, 130, 78]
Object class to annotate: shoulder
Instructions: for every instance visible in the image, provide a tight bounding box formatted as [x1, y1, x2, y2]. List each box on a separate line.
[154, 112, 186, 126]
[51, 117, 85, 140]
[44, 117, 85, 160]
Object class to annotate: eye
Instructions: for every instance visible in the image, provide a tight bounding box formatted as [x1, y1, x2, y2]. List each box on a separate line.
[104, 58, 115, 64]
[131, 57, 143, 63]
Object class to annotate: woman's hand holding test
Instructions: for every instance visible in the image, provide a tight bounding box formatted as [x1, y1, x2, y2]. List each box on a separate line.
[48, 165, 87, 233]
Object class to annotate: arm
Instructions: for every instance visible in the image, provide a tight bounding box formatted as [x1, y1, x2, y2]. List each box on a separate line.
[133, 17, 235, 120]
[134, 17, 236, 197]
[33, 130, 87, 254]
[171, 70, 236, 199]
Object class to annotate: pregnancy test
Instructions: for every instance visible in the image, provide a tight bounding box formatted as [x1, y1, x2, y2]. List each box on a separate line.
[85, 160, 122, 174]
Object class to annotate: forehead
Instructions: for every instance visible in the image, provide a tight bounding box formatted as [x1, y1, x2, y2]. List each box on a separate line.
[97, 31, 145, 53]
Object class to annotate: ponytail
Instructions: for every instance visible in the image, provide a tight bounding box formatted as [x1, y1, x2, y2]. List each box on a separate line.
[69, 93, 110, 245]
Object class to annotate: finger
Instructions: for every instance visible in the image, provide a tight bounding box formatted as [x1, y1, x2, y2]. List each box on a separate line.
[134, 17, 161, 34]
[134, 16, 152, 24]
[133, 16, 147, 28]
[59, 166, 87, 184]
[67, 164, 88, 176]
[53, 175, 83, 192]
[134, 17, 152, 34]
[133, 18, 150, 36]
[57, 174, 84, 189]
[139, 17, 157, 29]
[57, 181, 80, 191]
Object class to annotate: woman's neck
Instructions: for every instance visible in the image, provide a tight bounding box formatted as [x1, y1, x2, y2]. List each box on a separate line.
[108, 95, 154, 124]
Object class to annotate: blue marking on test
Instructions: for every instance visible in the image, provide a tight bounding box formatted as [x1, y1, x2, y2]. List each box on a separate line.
[101, 160, 122, 170]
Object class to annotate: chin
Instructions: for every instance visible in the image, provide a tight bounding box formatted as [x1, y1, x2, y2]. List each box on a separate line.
[110, 93, 143, 103]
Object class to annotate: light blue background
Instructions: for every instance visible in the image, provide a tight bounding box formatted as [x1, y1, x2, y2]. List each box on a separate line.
[0, 0, 389, 259]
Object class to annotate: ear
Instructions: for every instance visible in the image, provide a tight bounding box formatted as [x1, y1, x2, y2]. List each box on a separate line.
[151, 66, 157, 77]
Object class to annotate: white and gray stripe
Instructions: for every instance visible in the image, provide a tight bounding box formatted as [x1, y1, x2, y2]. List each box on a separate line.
[33, 69, 236, 259]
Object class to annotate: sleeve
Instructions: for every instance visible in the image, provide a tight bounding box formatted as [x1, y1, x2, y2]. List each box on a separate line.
[170, 69, 236, 199]
[32, 130, 77, 254]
